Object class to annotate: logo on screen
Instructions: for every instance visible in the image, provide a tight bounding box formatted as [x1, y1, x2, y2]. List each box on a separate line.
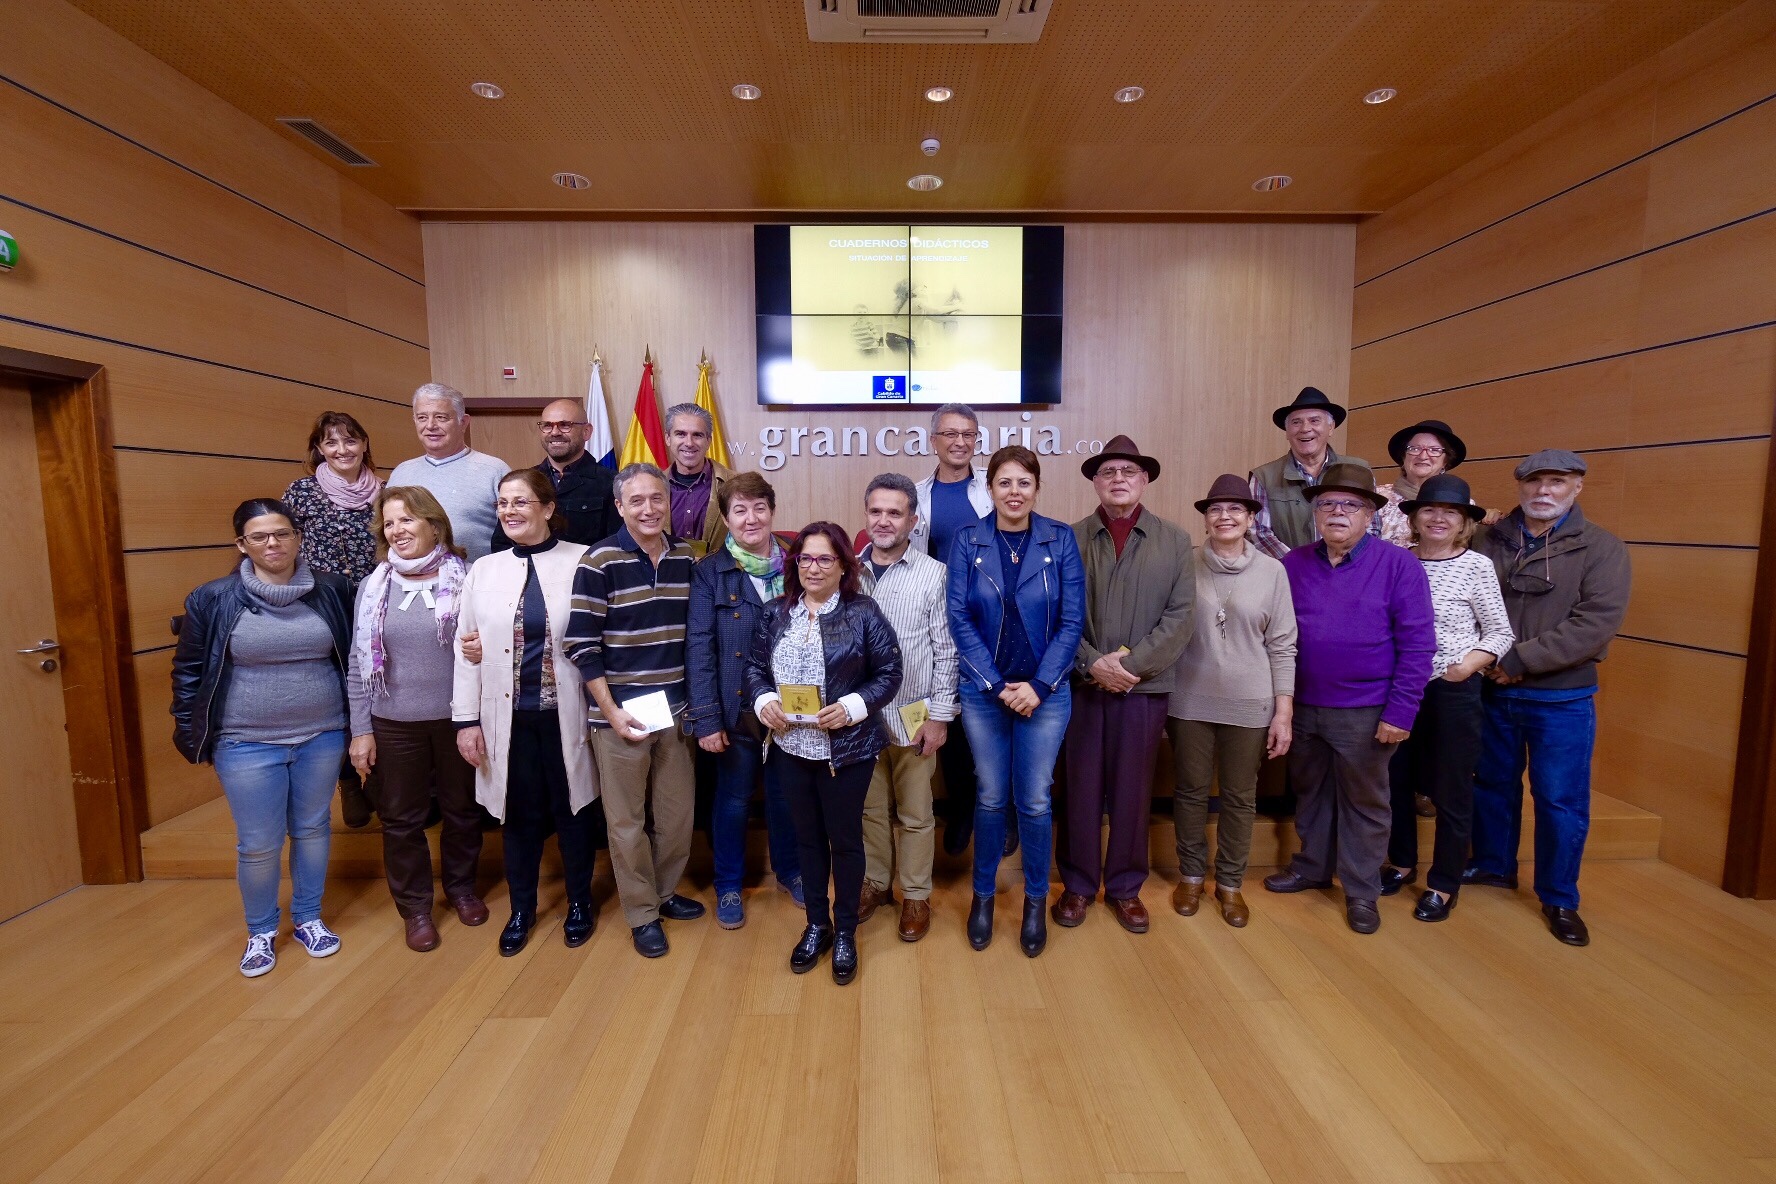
[872, 375, 908, 401]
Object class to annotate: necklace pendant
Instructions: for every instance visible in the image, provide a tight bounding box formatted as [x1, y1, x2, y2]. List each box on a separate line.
[1010, 552, 1019, 564]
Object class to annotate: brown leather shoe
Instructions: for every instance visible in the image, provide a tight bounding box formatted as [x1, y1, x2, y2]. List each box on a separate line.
[858, 882, 893, 924]
[898, 898, 931, 942]
[1216, 886, 1249, 928]
[1050, 891, 1091, 927]
[1171, 881, 1204, 916]
[405, 913, 440, 952]
[1109, 896, 1150, 934]
[449, 894, 490, 927]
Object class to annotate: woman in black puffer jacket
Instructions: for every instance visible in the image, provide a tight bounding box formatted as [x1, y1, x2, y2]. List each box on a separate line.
[743, 521, 902, 985]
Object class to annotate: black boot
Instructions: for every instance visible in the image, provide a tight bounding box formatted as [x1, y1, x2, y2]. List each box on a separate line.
[790, 923, 834, 973]
[498, 910, 534, 957]
[967, 893, 995, 951]
[562, 901, 595, 947]
[1020, 895, 1047, 958]
[831, 931, 858, 985]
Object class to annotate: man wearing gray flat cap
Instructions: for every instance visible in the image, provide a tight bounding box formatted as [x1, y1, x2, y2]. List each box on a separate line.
[1465, 448, 1630, 948]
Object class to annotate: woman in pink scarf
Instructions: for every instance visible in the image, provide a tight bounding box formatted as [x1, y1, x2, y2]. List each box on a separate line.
[284, 411, 384, 824]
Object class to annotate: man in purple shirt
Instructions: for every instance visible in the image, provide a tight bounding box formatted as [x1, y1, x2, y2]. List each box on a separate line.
[662, 403, 735, 557]
[1263, 462, 1435, 934]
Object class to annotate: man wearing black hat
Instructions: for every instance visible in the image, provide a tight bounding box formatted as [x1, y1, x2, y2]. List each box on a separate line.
[1053, 436, 1196, 933]
[1249, 386, 1372, 559]
[1466, 449, 1630, 947]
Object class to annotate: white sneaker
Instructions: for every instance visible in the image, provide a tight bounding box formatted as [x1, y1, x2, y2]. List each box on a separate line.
[240, 931, 277, 978]
[292, 919, 341, 958]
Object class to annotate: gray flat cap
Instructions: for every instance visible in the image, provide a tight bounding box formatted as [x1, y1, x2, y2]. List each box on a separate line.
[1514, 448, 1588, 479]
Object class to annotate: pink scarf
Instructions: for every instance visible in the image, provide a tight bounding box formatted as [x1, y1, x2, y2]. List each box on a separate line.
[315, 462, 383, 511]
[353, 546, 466, 699]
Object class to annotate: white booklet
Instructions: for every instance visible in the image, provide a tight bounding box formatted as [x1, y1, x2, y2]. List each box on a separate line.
[621, 690, 675, 736]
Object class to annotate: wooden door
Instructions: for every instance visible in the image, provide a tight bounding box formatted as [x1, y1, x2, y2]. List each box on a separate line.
[0, 377, 82, 919]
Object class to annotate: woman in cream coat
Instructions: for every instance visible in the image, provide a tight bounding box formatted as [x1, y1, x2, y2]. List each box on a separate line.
[453, 468, 599, 957]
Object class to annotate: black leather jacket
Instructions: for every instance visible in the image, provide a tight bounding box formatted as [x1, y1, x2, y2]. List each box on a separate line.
[170, 569, 353, 764]
[742, 593, 904, 770]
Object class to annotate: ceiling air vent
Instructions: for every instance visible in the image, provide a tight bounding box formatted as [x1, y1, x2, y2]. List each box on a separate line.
[805, 0, 1049, 43]
[276, 118, 377, 167]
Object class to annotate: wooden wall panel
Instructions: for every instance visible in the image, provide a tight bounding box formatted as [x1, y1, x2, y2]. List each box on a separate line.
[423, 220, 1358, 533]
[1, 0, 430, 831]
[1346, 2, 1776, 888]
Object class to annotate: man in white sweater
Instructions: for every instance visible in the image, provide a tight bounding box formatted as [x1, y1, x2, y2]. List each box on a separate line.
[387, 383, 510, 560]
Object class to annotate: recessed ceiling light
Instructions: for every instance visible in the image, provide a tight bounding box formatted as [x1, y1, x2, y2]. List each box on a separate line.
[1113, 86, 1145, 103]
[731, 83, 762, 101]
[469, 81, 504, 100]
[925, 85, 954, 103]
[1363, 86, 1398, 105]
[1253, 174, 1292, 192]
[907, 174, 943, 191]
[552, 171, 590, 190]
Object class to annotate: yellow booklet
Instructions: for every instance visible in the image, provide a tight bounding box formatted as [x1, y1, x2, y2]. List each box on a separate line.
[898, 699, 929, 736]
[779, 684, 823, 723]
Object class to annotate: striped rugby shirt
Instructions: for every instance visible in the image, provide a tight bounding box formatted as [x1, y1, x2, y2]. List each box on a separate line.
[563, 525, 696, 727]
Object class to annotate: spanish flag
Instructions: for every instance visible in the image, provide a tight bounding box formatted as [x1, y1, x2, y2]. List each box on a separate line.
[619, 353, 668, 469]
[694, 351, 731, 470]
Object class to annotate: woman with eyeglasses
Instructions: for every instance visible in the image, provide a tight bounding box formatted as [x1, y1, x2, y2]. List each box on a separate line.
[744, 522, 903, 984]
[946, 445, 1086, 957]
[283, 411, 383, 826]
[172, 498, 353, 978]
[1378, 473, 1514, 922]
[452, 469, 599, 956]
[1376, 420, 1503, 548]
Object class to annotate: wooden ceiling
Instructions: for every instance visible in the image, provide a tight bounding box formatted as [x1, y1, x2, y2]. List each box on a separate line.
[69, 0, 1740, 217]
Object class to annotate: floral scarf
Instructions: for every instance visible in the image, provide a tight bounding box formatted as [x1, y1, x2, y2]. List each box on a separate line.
[725, 532, 785, 600]
[353, 545, 466, 699]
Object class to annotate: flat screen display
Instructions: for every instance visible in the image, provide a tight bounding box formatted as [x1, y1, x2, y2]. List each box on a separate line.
[754, 224, 1063, 405]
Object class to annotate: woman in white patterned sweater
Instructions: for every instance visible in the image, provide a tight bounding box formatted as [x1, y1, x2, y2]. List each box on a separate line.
[1379, 473, 1514, 922]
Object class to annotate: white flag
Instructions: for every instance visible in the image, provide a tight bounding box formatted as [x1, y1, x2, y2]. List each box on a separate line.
[586, 359, 616, 468]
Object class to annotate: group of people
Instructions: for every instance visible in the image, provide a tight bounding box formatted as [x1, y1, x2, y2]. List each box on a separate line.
[171, 380, 1629, 983]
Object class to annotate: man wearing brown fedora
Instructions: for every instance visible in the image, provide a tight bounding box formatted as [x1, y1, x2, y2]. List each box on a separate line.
[1053, 435, 1196, 933]
[1249, 386, 1372, 559]
[1263, 462, 1435, 934]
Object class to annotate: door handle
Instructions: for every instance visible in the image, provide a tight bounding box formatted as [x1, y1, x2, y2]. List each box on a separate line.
[16, 639, 59, 654]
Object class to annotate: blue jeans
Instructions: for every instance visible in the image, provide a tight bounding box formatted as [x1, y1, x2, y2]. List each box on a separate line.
[1470, 688, 1595, 909]
[213, 730, 347, 934]
[960, 682, 1071, 900]
[711, 731, 802, 896]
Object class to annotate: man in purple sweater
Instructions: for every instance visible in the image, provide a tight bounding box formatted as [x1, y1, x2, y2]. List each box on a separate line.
[1263, 462, 1435, 933]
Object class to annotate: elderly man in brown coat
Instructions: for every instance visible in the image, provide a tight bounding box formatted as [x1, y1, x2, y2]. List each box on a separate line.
[1053, 436, 1196, 933]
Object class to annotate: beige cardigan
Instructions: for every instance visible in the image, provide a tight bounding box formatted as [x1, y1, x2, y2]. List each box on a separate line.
[451, 541, 598, 820]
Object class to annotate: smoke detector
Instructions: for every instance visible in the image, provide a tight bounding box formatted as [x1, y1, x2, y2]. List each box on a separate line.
[920, 137, 941, 156]
[805, 0, 1050, 44]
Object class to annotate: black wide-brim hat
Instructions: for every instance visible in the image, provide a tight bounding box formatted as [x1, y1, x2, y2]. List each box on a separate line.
[1272, 385, 1347, 430]
[1387, 419, 1468, 469]
[1400, 472, 1484, 520]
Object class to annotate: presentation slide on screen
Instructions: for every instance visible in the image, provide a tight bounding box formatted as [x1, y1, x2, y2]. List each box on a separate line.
[772, 225, 1025, 405]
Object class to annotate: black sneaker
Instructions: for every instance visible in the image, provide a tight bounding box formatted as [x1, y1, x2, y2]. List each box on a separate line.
[659, 894, 706, 921]
[790, 923, 834, 973]
[631, 920, 669, 958]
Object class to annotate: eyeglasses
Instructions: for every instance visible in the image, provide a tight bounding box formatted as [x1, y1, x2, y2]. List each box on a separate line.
[1404, 445, 1447, 457]
[794, 554, 839, 569]
[536, 420, 587, 433]
[1204, 505, 1248, 519]
[1313, 498, 1369, 514]
[496, 497, 540, 511]
[1094, 464, 1145, 480]
[240, 529, 296, 546]
[932, 430, 978, 442]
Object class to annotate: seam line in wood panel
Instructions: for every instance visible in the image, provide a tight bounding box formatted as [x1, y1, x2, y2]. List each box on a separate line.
[117, 444, 318, 465]
[1447, 433, 1773, 463]
[1616, 634, 1747, 660]
[0, 71, 424, 288]
[1355, 89, 1776, 289]
[1348, 319, 1776, 410]
[132, 644, 176, 657]
[0, 193, 428, 351]
[0, 312, 410, 408]
[1354, 205, 1776, 350]
[124, 543, 236, 555]
[1622, 539, 1759, 551]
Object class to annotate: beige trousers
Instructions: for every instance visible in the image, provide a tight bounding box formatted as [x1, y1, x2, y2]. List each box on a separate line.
[591, 724, 696, 927]
[862, 744, 937, 900]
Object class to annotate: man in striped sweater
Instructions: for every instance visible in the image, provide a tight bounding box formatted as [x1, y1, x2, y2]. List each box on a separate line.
[565, 462, 705, 958]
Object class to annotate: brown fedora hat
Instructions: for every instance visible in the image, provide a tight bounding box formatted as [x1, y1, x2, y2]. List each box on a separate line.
[1082, 433, 1161, 481]
[1309, 460, 1387, 510]
[1194, 473, 1261, 513]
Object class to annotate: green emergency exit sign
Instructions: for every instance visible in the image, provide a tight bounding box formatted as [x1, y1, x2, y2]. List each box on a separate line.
[0, 229, 16, 272]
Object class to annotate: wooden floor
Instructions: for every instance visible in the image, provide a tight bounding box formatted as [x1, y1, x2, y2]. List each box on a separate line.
[3, 861, 1775, 1184]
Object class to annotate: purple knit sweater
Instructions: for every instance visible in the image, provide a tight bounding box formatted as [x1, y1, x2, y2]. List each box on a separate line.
[1282, 535, 1435, 731]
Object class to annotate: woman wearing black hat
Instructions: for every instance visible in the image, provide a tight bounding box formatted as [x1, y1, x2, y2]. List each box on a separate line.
[1378, 473, 1514, 921]
[1376, 421, 1470, 547]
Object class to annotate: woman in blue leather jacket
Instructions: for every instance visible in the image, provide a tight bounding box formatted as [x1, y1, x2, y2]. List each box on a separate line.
[945, 446, 1086, 958]
[744, 521, 902, 985]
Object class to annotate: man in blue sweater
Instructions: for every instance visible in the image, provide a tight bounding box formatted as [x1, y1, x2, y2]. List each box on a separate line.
[1263, 462, 1435, 933]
